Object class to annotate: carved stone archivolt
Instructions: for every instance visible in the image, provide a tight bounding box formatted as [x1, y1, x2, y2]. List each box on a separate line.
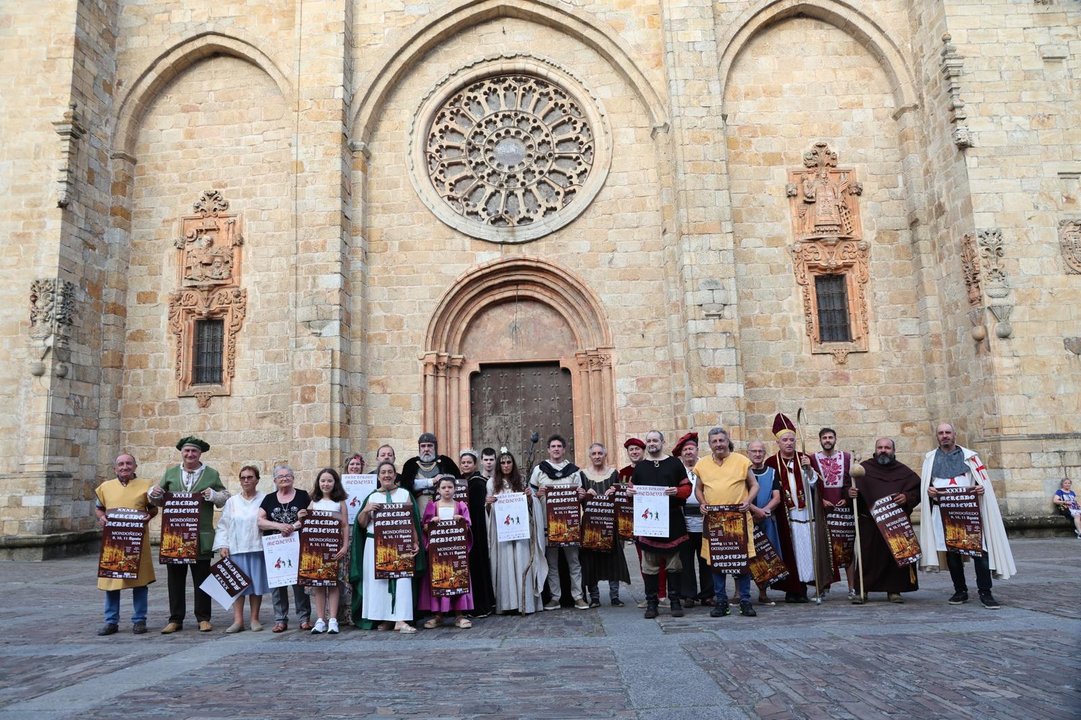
[1059, 219, 1081, 274]
[28, 278, 76, 376]
[410, 55, 611, 244]
[786, 143, 869, 362]
[167, 190, 247, 407]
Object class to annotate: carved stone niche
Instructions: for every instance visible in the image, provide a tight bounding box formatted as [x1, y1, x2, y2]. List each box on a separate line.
[167, 287, 247, 408]
[167, 190, 247, 408]
[786, 143, 869, 363]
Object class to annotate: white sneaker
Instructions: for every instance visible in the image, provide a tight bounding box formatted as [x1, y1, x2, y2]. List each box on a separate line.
[327, 618, 339, 634]
[311, 619, 326, 634]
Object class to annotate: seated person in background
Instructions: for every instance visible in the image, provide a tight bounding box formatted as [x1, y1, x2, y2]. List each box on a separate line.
[1053, 478, 1081, 538]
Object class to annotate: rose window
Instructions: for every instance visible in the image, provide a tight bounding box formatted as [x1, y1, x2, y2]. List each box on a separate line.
[424, 74, 595, 233]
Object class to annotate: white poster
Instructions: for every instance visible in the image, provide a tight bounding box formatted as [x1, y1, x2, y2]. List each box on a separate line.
[342, 473, 378, 526]
[199, 556, 252, 611]
[261, 532, 300, 588]
[494, 492, 531, 542]
[633, 485, 670, 538]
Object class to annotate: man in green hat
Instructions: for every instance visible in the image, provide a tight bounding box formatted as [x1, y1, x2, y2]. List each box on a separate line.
[148, 436, 229, 633]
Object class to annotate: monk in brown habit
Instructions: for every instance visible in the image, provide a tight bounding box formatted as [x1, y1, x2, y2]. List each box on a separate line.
[848, 437, 921, 603]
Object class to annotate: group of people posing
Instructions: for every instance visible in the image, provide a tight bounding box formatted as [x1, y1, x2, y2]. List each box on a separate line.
[93, 416, 1020, 636]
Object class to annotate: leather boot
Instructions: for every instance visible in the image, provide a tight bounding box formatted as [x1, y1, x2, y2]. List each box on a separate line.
[667, 572, 684, 617]
[643, 573, 660, 619]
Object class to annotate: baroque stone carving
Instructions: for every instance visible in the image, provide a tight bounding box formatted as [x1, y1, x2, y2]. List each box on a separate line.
[787, 144, 869, 362]
[52, 102, 85, 208]
[426, 73, 594, 230]
[960, 233, 982, 306]
[28, 278, 77, 376]
[786, 142, 863, 242]
[174, 190, 244, 288]
[940, 35, 973, 149]
[1059, 219, 1081, 274]
[976, 228, 1009, 298]
[167, 287, 248, 408]
[168, 191, 247, 407]
[409, 55, 611, 244]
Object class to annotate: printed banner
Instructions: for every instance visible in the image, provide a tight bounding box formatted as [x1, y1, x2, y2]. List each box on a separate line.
[633, 485, 670, 537]
[938, 487, 983, 557]
[98, 509, 150, 579]
[825, 503, 856, 567]
[703, 504, 749, 571]
[613, 484, 634, 540]
[747, 525, 789, 586]
[373, 502, 416, 579]
[545, 485, 582, 546]
[870, 496, 922, 567]
[342, 474, 377, 526]
[428, 517, 471, 597]
[581, 497, 616, 552]
[159, 492, 200, 564]
[199, 557, 253, 611]
[262, 532, 300, 588]
[298, 510, 342, 587]
[495, 493, 530, 542]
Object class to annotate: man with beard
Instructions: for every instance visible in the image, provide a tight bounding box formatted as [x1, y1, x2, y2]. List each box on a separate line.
[848, 438, 921, 603]
[400, 433, 460, 515]
[459, 449, 496, 617]
[919, 423, 1015, 608]
[620, 437, 668, 607]
[766, 414, 832, 603]
[530, 434, 588, 610]
[631, 430, 692, 618]
[811, 427, 855, 598]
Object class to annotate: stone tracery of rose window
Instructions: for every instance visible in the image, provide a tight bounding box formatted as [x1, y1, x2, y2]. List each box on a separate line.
[425, 74, 594, 230]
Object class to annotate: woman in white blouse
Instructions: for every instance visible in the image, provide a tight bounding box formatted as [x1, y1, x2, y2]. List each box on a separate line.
[213, 465, 269, 632]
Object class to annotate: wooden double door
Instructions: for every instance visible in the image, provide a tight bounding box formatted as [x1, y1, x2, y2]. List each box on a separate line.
[469, 361, 575, 467]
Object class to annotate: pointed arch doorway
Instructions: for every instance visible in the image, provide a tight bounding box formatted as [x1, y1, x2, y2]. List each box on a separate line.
[423, 258, 615, 466]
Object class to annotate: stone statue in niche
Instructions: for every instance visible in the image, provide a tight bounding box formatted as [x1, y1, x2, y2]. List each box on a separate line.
[174, 190, 243, 288]
[786, 142, 863, 242]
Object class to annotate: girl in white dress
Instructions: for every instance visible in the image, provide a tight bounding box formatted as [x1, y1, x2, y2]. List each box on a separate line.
[301, 468, 349, 634]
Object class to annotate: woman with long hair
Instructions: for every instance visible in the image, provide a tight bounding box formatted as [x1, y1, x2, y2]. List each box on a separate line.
[484, 451, 547, 614]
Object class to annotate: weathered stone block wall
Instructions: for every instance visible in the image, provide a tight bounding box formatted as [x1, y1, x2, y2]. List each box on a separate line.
[121, 55, 295, 490]
[722, 15, 930, 466]
[359, 14, 670, 463]
[936, 0, 1081, 514]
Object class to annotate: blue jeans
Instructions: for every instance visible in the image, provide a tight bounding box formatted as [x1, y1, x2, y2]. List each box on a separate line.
[104, 586, 149, 625]
[712, 571, 751, 604]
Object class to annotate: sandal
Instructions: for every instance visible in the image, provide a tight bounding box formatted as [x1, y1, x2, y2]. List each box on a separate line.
[395, 622, 417, 634]
[299, 621, 313, 631]
[423, 617, 442, 629]
[454, 617, 472, 629]
[272, 622, 287, 633]
[378, 621, 394, 631]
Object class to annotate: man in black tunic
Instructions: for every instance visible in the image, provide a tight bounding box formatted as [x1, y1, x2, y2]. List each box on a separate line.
[400, 432, 460, 513]
[631, 430, 691, 619]
[848, 438, 921, 603]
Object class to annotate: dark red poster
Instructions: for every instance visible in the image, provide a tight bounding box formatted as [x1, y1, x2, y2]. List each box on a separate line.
[938, 487, 983, 557]
[613, 484, 634, 540]
[373, 503, 416, 579]
[299, 510, 342, 587]
[545, 486, 581, 546]
[98, 509, 150, 579]
[703, 504, 749, 572]
[159, 492, 200, 564]
[428, 517, 471, 597]
[581, 497, 616, 552]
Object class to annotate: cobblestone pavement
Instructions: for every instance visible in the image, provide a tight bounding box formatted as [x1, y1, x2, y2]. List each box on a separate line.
[0, 538, 1077, 720]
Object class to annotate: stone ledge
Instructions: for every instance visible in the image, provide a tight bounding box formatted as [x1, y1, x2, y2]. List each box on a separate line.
[0, 530, 100, 561]
[1002, 514, 1074, 538]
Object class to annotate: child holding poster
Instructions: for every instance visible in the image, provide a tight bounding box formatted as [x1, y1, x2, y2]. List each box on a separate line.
[420, 477, 474, 629]
[302, 469, 350, 634]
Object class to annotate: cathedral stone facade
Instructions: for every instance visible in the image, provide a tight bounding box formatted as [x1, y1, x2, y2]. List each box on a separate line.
[2, 0, 1079, 557]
